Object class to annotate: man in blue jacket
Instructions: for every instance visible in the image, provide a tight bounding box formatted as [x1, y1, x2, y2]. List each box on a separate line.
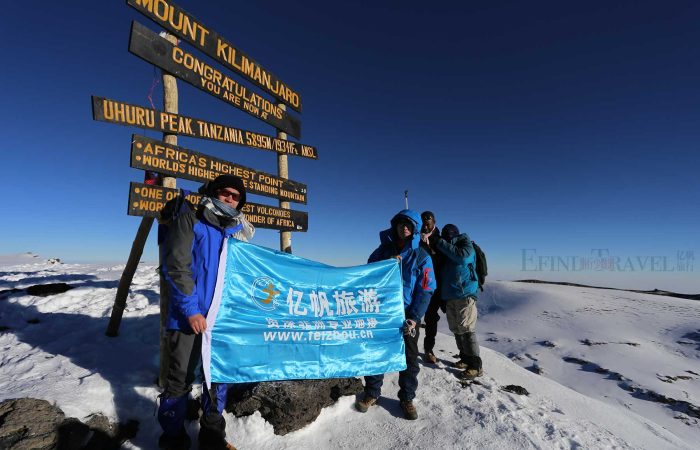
[435, 224, 483, 380]
[158, 175, 254, 450]
[355, 209, 436, 420]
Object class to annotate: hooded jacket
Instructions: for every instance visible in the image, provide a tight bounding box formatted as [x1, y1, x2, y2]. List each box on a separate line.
[162, 206, 245, 331]
[368, 209, 436, 322]
[435, 232, 479, 300]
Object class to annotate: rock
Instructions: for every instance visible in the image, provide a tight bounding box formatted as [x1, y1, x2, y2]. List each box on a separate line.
[501, 385, 530, 396]
[0, 398, 65, 450]
[228, 378, 363, 435]
[26, 283, 73, 297]
[48, 258, 62, 264]
[0, 398, 138, 450]
[57, 418, 91, 449]
[82, 413, 139, 450]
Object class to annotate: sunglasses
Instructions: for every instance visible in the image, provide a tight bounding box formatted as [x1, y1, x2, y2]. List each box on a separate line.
[397, 220, 415, 230]
[217, 189, 241, 201]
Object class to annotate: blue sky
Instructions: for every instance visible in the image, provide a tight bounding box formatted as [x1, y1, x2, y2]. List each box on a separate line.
[1, 0, 698, 292]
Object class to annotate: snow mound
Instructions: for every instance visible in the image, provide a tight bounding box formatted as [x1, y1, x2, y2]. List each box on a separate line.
[475, 281, 700, 446]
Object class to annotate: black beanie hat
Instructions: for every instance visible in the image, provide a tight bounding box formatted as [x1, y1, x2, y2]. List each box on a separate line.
[421, 211, 435, 221]
[202, 175, 247, 210]
[441, 224, 460, 240]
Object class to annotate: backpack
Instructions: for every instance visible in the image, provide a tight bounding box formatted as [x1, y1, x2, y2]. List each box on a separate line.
[472, 241, 488, 291]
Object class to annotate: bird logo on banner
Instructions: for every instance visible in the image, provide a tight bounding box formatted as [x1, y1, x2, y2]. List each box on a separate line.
[250, 277, 281, 311]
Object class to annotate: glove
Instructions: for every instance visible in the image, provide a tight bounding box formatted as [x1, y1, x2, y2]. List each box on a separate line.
[402, 319, 417, 337]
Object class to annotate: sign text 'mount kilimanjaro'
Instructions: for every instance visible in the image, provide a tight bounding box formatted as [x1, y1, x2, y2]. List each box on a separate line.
[91, 96, 318, 159]
[129, 21, 301, 138]
[131, 134, 307, 204]
[127, 0, 302, 112]
[129, 182, 308, 232]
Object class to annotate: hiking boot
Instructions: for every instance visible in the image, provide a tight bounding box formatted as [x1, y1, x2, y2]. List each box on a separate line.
[457, 367, 484, 380]
[400, 400, 418, 420]
[425, 352, 438, 364]
[355, 394, 378, 412]
[453, 360, 468, 369]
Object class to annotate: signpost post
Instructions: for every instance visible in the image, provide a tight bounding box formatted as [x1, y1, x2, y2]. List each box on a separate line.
[277, 103, 292, 253]
[105, 32, 180, 340]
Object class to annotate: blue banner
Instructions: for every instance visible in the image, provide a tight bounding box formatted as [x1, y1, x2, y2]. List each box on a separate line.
[203, 239, 406, 384]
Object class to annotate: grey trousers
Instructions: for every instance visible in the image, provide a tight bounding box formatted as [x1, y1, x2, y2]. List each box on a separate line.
[445, 297, 480, 358]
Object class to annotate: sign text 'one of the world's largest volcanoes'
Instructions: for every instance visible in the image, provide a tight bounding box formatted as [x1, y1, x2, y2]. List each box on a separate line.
[128, 21, 301, 138]
[91, 96, 318, 159]
[127, 0, 302, 112]
[128, 182, 308, 232]
[130, 134, 307, 204]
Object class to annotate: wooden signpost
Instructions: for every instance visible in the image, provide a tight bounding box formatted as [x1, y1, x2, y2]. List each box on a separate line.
[129, 21, 302, 138]
[96, 3, 316, 385]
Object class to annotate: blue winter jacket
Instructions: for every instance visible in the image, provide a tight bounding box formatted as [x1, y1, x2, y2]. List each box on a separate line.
[435, 232, 479, 300]
[162, 207, 242, 331]
[368, 209, 436, 322]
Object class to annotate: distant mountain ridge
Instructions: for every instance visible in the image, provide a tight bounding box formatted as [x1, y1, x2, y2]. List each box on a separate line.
[514, 279, 700, 300]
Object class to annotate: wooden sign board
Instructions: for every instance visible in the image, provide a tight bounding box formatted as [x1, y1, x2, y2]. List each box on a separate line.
[127, 0, 302, 113]
[128, 182, 308, 231]
[91, 96, 318, 159]
[129, 21, 301, 138]
[131, 134, 307, 204]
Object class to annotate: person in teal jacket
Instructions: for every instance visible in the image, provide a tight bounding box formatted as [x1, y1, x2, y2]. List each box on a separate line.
[434, 224, 483, 379]
[355, 209, 436, 420]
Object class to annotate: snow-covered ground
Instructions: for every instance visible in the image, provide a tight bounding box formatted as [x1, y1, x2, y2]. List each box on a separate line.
[0, 255, 697, 449]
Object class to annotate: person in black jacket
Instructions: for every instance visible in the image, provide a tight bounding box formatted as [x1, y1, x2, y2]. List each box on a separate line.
[158, 175, 254, 450]
[419, 211, 444, 364]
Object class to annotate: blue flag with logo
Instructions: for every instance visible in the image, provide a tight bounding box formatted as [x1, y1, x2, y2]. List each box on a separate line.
[202, 239, 406, 384]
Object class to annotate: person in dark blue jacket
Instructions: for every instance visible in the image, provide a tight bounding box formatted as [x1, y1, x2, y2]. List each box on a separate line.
[434, 224, 483, 380]
[355, 209, 436, 420]
[158, 175, 254, 450]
